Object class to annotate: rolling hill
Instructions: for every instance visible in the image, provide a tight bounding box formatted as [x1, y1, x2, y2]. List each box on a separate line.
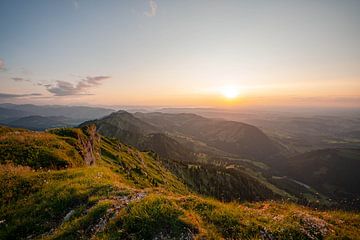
[85, 110, 283, 163]
[134, 112, 282, 162]
[283, 148, 360, 208]
[0, 107, 31, 123]
[5, 115, 74, 131]
[80, 111, 195, 163]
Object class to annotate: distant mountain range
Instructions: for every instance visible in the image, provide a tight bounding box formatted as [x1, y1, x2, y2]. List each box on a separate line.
[4, 115, 74, 131]
[0, 103, 114, 130]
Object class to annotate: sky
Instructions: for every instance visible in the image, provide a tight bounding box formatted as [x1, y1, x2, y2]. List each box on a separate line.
[0, 0, 359, 108]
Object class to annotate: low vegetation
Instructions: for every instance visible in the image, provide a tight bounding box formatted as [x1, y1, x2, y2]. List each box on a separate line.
[0, 126, 84, 169]
[0, 125, 359, 239]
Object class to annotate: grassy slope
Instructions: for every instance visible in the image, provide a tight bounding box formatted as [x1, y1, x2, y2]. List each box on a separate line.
[0, 126, 84, 169]
[0, 126, 359, 239]
[101, 194, 360, 240]
[286, 148, 360, 196]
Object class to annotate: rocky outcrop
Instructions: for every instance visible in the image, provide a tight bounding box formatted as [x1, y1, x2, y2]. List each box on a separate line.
[78, 125, 100, 165]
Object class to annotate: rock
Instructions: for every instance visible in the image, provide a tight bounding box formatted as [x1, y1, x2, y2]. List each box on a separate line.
[297, 213, 330, 239]
[260, 228, 274, 240]
[63, 209, 75, 222]
[79, 125, 100, 166]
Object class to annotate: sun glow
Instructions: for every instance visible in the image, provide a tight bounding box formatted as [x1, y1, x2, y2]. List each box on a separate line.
[220, 85, 240, 99]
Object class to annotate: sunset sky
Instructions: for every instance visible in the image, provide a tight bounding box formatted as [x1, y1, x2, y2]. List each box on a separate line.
[0, 0, 359, 108]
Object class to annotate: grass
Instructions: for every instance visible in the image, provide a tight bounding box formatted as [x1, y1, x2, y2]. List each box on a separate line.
[98, 136, 188, 193]
[0, 126, 84, 169]
[105, 195, 194, 239]
[0, 125, 359, 239]
[46, 200, 113, 240]
[96, 193, 360, 240]
[0, 165, 129, 239]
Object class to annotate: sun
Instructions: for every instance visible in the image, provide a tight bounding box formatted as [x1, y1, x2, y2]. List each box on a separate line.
[220, 85, 240, 99]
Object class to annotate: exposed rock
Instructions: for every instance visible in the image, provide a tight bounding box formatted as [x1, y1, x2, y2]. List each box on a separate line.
[88, 191, 148, 237]
[79, 125, 100, 165]
[153, 228, 195, 240]
[259, 228, 274, 240]
[63, 209, 75, 222]
[297, 213, 331, 239]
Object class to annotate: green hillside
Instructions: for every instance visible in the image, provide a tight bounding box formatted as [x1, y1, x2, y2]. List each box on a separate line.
[0, 126, 359, 239]
[80, 111, 196, 164]
[134, 112, 282, 161]
[283, 148, 360, 209]
[0, 126, 84, 169]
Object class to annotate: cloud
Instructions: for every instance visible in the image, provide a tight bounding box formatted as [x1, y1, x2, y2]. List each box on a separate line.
[144, 0, 157, 17]
[80, 76, 109, 86]
[0, 93, 42, 99]
[46, 81, 80, 96]
[45, 76, 110, 96]
[12, 77, 31, 82]
[37, 82, 52, 87]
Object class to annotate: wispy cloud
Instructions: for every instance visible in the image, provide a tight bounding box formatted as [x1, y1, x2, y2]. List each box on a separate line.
[12, 77, 31, 82]
[37, 82, 51, 87]
[144, 0, 157, 17]
[0, 93, 42, 99]
[45, 76, 110, 96]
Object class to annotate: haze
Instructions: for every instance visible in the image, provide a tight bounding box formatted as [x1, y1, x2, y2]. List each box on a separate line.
[0, 0, 359, 108]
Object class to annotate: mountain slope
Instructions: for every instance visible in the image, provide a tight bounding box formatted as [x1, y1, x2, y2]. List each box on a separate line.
[0, 107, 31, 123]
[80, 111, 195, 162]
[0, 126, 85, 169]
[284, 148, 360, 208]
[134, 112, 281, 161]
[0, 126, 359, 239]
